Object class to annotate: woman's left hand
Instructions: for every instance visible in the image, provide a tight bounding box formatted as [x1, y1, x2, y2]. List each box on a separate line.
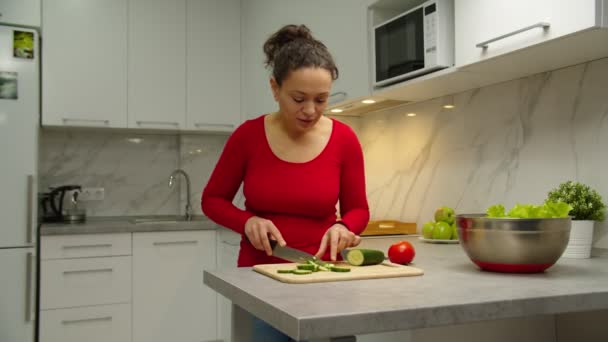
[315, 224, 361, 261]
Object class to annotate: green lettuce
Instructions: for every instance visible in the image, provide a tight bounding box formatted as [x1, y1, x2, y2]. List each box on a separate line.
[486, 201, 572, 218]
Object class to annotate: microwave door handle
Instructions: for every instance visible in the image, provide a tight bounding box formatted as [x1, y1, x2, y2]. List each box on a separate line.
[476, 22, 550, 48]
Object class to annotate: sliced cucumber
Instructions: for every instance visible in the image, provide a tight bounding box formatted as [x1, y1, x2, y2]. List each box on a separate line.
[297, 264, 316, 271]
[277, 269, 293, 274]
[292, 269, 313, 275]
[330, 266, 351, 272]
[345, 249, 385, 266]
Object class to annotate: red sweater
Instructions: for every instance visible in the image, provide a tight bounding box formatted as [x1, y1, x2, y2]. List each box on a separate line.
[201, 115, 369, 267]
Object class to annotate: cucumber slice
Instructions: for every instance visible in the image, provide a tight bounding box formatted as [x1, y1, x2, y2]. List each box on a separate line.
[297, 264, 316, 271]
[292, 269, 313, 275]
[345, 249, 385, 266]
[277, 269, 294, 274]
[330, 266, 351, 272]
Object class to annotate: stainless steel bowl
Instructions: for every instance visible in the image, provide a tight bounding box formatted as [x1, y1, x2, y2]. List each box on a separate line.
[456, 214, 571, 273]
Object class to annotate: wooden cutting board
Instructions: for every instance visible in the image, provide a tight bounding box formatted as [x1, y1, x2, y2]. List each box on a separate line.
[253, 262, 424, 284]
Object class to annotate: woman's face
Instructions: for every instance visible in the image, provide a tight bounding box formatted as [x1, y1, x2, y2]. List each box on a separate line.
[271, 67, 332, 133]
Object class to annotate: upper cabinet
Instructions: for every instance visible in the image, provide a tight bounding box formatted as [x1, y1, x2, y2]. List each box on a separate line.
[369, 0, 608, 109]
[0, 0, 40, 27]
[42, 0, 128, 128]
[240, 0, 371, 121]
[455, 0, 604, 67]
[186, 0, 240, 132]
[42, 0, 241, 132]
[128, 0, 186, 130]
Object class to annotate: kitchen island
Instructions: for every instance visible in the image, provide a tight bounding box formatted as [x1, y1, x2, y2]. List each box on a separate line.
[203, 236, 608, 341]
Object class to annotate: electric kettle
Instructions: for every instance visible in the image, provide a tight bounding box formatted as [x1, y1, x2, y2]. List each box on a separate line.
[39, 185, 85, 223]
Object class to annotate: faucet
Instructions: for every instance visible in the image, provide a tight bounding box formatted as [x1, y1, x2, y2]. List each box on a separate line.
[168, 169, 192, 221]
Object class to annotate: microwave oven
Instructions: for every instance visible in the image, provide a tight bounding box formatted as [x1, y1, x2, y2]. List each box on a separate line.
[373, 0, 454, 87]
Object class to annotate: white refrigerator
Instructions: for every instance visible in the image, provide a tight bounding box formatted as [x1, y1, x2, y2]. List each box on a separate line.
[0, 25, 39, 342]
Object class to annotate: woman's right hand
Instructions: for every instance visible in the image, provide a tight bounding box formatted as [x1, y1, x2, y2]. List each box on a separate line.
[244, 216, 286, 256]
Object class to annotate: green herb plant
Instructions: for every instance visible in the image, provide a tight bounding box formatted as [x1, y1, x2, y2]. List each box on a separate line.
[547, 181, 606, 221]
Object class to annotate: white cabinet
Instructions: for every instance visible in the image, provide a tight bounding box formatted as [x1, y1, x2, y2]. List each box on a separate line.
[216, 228, 241, 342]
[40, 304, 131, 342]
[128, 0, 186, 130]
[0, 249, 36, 342]
[455, 0, 604, 67]
[39, 233, 132, 342]
[41, 0, 128, 128]
[186, 0, 241, 132]
[133, 230, 218, 342]
[241, 0, 370, 121]
[0, 0, 40, 27]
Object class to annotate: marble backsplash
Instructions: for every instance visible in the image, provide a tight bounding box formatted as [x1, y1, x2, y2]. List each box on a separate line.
[38, 57, 608, 248]
[359, 57, 608, 249]
[39, 129, 229, 217]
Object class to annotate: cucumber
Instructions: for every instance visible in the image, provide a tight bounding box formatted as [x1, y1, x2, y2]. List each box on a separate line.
[292, 269, 313, 275]
[277, 269, 293, 274]
[345, 249, 385, 266]
[330, 266, 351, 272]
[297, 264, 316, 271]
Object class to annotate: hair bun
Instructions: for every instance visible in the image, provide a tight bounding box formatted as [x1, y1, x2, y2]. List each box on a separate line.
[264, 24, 313, 68]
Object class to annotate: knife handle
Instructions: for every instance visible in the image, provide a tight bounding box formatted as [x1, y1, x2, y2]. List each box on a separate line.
[269, 240, 278, 249]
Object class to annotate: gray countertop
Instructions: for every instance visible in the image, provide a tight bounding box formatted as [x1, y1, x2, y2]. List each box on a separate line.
[40, 215, 217, 235]
[204, 235, 608, 341]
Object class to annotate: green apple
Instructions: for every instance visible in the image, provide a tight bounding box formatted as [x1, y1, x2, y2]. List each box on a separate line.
[434, 206, 455, 225]
[422, 221, 435, 239]
[433, 221, 452, 240]
[451, 223, 458, 240]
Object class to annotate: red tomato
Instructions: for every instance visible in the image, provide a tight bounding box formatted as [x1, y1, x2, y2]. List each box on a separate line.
[388, 241, 415, 264]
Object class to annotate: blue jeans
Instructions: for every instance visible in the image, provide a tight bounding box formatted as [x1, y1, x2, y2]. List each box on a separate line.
[251, 316, 293, 342]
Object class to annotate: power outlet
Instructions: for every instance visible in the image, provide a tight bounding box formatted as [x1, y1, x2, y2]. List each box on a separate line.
[80, 187, 105, 201]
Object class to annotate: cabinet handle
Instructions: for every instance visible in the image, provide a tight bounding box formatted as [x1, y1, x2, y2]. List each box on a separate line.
[221, 239, 240, 247]
[136, 120, 179, 127]
[62, 243, 113, 249]
[153, 240, 198, 246]
[193, 123, 234, 129]
[62, 118, 110, 125]
[476, 22, 550, 48]
[26, 175, 35, 244]
[62, 316, 112, 325]
[63, 268, 113, 275]
[25, 253, 36, 322]
[329, 91, 347, 105]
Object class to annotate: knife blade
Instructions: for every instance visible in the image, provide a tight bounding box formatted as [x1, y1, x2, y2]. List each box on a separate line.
[269, 240, 316, 263]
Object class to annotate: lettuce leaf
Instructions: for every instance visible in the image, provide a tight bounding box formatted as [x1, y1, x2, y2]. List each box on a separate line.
[486, 201, 572, 218]
[486, 204, 506, 218]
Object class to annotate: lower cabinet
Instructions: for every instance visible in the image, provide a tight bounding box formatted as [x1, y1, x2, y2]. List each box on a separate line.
[132, 230, 218, 342]
[39, 233, 133, 342]
[39, 304, 131, 342]
[216, 228, 241, 342]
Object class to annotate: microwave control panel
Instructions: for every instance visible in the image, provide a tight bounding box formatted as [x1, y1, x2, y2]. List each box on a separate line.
[423, 3, 437, 63]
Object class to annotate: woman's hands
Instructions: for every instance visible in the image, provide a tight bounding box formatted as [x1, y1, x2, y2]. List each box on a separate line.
[315, 224, 361, 261]
[244, 216, 286, 256]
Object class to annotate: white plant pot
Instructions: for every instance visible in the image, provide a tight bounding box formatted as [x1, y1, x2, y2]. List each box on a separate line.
[562, 220, 595, 259]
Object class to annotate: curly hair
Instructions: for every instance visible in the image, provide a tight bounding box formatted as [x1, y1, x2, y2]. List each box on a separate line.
[263, 24, 338, 86]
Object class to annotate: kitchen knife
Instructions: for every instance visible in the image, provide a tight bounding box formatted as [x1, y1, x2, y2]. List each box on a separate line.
[269, 240, 317, 263]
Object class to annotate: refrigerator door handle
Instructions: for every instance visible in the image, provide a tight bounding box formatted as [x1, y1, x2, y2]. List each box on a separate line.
[25, 252, 36, 322]
[26, 175, 35, 244]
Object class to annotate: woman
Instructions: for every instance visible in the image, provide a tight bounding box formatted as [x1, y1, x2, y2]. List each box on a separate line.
[202, 23, 369, 265]
[201, 24, 369, 340]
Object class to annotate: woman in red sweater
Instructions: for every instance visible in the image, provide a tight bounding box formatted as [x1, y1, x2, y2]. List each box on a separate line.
[201, 24, 369, 268]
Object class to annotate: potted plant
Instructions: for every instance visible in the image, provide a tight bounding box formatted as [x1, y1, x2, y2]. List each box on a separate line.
[547, 181, 606, 258]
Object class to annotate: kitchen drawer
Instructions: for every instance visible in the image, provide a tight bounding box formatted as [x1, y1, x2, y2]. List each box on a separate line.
[41, 233, 131, 259]
[41, 256, 131, 309]
[40, 303, 131, 342]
